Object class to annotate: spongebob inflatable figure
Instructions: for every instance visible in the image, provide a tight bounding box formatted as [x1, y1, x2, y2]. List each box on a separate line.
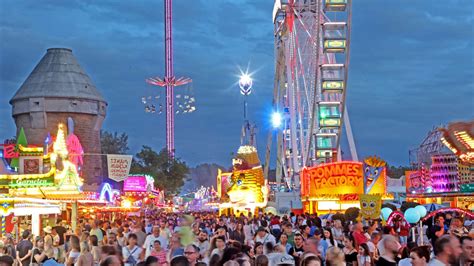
[359, 194, 382, 219]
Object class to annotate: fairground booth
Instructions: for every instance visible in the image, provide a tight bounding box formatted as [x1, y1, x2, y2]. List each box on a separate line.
[217, 145, 269, 216]
[406, 120, 474, 209]
[0, 122, 111, 237]
[87, 174, 165, 219]
[300, 156, 393, 214]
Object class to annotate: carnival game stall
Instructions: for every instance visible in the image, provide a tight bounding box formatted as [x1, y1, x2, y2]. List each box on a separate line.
[91, 174, 164, 218]
[300, 156, 393, 214]
[185, 186, 218, 212]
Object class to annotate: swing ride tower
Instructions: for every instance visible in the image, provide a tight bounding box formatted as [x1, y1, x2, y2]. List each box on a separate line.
[146, 0, 191, 158]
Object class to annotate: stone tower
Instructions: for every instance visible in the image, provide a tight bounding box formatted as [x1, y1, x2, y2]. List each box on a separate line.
[10, 48, 107, 185]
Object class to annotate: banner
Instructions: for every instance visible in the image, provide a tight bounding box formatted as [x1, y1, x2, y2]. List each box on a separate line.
[359, 194, 382, 219]
[107, 154, 132, 182]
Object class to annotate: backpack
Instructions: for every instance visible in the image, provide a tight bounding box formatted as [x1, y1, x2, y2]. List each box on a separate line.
[125, 247, 139, 266]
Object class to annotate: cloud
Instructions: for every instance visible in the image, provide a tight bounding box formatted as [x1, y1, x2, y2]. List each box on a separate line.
[0, 0, 472, 167]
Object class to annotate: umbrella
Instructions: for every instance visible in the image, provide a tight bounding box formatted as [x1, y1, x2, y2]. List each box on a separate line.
[422, 203, 444, 212]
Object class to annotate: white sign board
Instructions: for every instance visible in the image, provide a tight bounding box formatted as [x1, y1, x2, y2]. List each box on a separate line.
[107, 154, 133, 182]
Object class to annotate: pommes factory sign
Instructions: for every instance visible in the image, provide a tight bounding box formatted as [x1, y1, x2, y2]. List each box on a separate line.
[301, 162, 364, 197]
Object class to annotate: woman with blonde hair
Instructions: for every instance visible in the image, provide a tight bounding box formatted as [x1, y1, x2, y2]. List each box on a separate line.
[326, 246, 345, 266]
[76, 241, 94, 266]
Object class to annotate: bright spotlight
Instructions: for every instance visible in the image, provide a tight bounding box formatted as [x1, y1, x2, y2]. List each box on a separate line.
[239, 73, 253, 95]
[271, 112, 282, 128]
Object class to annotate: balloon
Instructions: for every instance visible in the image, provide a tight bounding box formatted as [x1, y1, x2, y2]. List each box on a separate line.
[381, 207, 393, 221]
[414, 205, 427, 218]
[405, 208, 421, 224]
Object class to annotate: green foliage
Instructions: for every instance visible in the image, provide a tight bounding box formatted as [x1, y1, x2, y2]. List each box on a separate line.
[10, 128, 28, 169]
[344, 207, 360, 222]
[400, 201, 419, 213]
[131, 146, 190, 197]
[382, 203, 397, 211]
[100, 130, 130, 154]
[386, 164, 411, 179]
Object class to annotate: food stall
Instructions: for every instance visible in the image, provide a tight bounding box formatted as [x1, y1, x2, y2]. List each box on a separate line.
[300, 156, 393, 214]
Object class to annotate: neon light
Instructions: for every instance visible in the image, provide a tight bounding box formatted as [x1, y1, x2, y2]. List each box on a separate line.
[9, 176, 55, 188]
[18, 145, 43, 153]
[0, 167, 56, 180]
[99, 183, 120, 202]
[441, 137, 458, 154]
[53, 124, 68, 159]
[124, 175, 154, 192]
[454, 131, 474, 149]
[421, 208, 474, 222]
[386, 211, 411, 227]
[66, 134, 84, 172]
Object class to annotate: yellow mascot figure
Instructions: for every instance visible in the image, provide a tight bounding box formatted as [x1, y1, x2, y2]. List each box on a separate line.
[359, 194, 382, 220]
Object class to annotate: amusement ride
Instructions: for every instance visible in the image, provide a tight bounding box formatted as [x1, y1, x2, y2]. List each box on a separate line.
[265, 0, 358, 190]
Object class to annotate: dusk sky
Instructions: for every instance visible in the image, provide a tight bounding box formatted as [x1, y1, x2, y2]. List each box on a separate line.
[1, 0, 473, 168]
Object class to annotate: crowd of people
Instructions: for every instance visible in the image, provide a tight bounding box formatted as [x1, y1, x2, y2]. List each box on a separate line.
[0, 211, 472, 266]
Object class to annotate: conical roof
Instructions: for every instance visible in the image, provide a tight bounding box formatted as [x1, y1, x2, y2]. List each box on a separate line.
[10, 48, 106, 103]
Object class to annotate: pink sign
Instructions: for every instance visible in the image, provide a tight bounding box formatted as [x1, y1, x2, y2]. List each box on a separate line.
[124, 176, 147, 192]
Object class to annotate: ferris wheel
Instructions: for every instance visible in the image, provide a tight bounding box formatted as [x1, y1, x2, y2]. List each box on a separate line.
[265, 0, 358, 189]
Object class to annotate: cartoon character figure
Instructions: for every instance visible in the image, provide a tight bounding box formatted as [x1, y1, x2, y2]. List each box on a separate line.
[363, 156, 386, 194]
[359, 194, 382, 219]
[225, 146, 265, 204]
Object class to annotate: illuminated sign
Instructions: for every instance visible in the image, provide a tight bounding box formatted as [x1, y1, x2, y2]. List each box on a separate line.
[0, 176, 55, 188]
[301, 160, 387, 198]
[123, 175, 155, 192]
[0, 144, 19, 158]
[302, 162, 363, 196]
[124, 176, 146, 191]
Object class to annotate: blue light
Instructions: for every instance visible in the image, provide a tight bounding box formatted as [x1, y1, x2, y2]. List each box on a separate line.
[271, 112, 282, 128]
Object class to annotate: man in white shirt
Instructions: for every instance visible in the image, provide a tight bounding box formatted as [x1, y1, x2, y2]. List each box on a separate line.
[255, 227, 276, 248]
[143, 226, 167, 258]
[194, 230, 210, 258]
[367, 232, 381, 260]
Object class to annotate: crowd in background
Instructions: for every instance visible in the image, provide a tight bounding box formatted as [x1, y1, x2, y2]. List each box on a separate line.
[0, 211, 472, 266]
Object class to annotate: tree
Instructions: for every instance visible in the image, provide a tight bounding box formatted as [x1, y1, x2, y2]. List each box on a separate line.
[387, 164, 411, 179]
[100, 130, 130, 155]
[131, 146, 190, 197]
[100, 130, 130, 177]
